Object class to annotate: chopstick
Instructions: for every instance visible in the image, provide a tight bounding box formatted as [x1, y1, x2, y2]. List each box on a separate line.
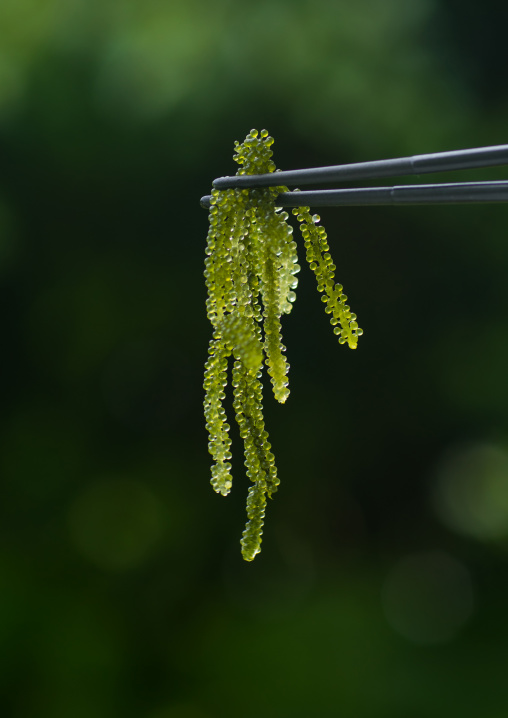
[212, 144, 508, 189]
[200, 144, 508, 209]
[200, 181, 508, 209]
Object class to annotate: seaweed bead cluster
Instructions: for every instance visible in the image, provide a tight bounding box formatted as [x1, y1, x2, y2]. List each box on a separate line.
[204, 129, 361, 561]
[292, 207, 363, 349]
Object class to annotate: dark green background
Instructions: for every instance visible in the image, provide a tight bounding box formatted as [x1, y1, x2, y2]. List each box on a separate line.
[1, 1, 508, 716]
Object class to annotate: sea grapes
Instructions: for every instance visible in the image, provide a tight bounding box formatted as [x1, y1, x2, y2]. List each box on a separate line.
[204, 129, 362, 560]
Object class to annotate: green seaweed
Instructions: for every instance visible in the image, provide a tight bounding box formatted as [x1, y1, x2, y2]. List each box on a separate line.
[204, 129, 362, 560]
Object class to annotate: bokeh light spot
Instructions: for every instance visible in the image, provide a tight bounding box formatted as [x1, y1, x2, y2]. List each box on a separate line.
[382, 551, 474, 644]
[68, 477, 164, 571]
[432, 443, 508, 542]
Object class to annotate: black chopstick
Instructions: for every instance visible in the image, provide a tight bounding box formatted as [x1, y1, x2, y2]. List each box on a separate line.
[211, 144, 508, 190]
[200, 181, 508, 209]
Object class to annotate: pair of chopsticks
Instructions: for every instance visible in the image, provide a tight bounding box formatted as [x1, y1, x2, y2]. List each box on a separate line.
[200, 144, 508, 209]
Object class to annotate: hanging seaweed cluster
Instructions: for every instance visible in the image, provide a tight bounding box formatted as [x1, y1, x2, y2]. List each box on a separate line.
[204, 129, 362, 560]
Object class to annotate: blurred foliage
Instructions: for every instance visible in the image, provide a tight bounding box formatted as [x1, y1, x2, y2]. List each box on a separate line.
[1, 0, 508, 716]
